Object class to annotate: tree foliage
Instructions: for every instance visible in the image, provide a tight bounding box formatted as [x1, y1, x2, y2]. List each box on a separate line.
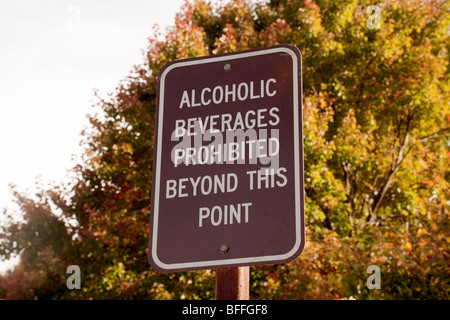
[1, 0, 449, 299]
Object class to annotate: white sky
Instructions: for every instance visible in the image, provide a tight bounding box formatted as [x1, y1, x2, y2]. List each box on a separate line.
[0, 0, 186, 274]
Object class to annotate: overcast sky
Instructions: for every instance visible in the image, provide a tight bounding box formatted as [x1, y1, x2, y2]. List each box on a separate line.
[0, 0, 186, 273]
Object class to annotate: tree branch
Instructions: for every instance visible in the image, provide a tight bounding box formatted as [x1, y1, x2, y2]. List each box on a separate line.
[419, 127, 450, 143]
[368, 113, 413, 223]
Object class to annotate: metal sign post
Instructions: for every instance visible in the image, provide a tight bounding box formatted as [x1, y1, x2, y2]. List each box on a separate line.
[216, 267, 249, 300]
[148, 45, 305, 298]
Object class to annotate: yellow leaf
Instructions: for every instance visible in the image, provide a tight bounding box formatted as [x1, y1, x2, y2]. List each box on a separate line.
[405, 242, 413, 251]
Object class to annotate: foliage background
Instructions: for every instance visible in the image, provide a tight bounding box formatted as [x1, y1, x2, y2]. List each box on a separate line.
[0, 0, 449, 299]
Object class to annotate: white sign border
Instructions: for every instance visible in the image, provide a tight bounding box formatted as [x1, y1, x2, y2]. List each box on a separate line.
[151, 46, 303, 271]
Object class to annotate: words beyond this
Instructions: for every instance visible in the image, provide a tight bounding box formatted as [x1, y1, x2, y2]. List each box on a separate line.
[166, 168, 288, 199]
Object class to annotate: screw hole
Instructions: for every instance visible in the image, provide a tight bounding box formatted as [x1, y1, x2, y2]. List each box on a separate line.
[220, 244, 229, 254]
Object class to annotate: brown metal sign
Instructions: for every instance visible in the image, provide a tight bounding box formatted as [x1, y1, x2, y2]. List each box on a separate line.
[149, 44, 305, 272]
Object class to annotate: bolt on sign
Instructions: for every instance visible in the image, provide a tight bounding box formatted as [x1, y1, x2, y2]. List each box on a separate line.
[148, 44, 305, 272]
